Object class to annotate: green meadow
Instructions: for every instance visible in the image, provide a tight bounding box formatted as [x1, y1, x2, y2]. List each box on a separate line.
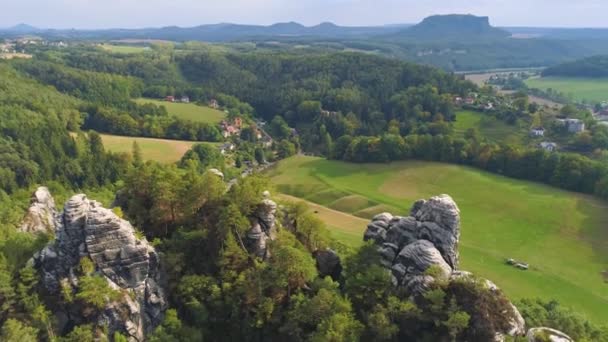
[267, 155, 608, 322]
[525, 76, 608, 103]
[135, 98, 226, 124]
[100, 134, 200, 163]
[99, 44, 148, 54]
[454, 110, 528, 145]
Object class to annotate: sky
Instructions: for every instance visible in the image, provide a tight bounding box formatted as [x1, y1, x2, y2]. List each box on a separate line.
[1, 0, 607, 29]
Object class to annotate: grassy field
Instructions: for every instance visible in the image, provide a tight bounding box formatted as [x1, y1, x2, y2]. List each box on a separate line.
[99, 44, 148, 54]
[135, 98, 226, 124]
[100, 134, 199, 163]
[525, 76, 608, 103]
[267, 155, 608, 322]
[454, 110, 528, 145]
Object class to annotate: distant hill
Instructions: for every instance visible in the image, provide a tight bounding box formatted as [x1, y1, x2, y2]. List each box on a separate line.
[6, 23, 40, 33]
[14, 22, 402, 42]
[395, 14, 511, 41]
[543, 55, 608, 77]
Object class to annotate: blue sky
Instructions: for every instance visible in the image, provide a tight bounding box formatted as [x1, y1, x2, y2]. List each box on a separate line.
[1, 0, 606, 29]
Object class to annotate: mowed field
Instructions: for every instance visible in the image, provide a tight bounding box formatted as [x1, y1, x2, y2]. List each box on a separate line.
[525, 76, 608, 103]
[100, 134, 199, 163]
[99, 44, 148, 54]
[135, 98, 226, 124]
[267, 155, 608, 322]
[454, 110, 528, 145]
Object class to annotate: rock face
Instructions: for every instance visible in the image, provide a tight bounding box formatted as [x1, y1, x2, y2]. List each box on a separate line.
[33, 193, 166, 341]
[246, 191, 278, 259]
[527, 328, 573, 342]
[19, 186, 57, 234]
[365, 194, 460, 290]
[314, 249, 342, 280]
[364, 195, 525, 340]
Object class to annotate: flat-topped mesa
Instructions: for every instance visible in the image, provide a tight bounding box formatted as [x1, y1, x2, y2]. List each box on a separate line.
[19, 186, 57, 234]
[33, 193, 166, 341]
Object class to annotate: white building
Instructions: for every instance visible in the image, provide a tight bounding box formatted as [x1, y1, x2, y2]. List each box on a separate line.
[530, 127, 545, 137]
[539, 142, 557, 152]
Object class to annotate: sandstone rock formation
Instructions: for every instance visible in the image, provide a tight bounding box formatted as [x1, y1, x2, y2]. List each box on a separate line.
[526, 327, 573, 342]
[32, 193, 166, 341]
[19, 186, 57, 234]
[364, 194, 526, 340]
[246, 191, 278, 258]
[314, 249, 342, 280]
[365, 194, 460, 291]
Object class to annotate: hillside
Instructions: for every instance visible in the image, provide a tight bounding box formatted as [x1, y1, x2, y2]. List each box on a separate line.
[543, 55, 608, 78]
[268, 155, 608, 322]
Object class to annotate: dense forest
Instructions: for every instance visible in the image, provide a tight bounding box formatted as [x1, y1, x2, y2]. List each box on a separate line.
[1, 47, 608, 341]
[542, 55, 608, 78]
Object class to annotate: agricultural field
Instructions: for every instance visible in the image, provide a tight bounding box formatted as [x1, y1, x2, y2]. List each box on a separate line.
[453, 110, 528, 145]
[99, 134, 199, 163]
[99, 44, 148, 54]
[525, 76, 608, 103]
[135, 98, 226, 124]
[267, 155, 608, 322]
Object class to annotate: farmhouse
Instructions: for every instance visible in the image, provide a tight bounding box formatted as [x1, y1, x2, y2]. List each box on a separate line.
[180, 96, 190, 103]
[556, 118, 585, 133]
[165, 95, 175, 102]
[220, 118, 243, 138]
[530, 127, 545, 137]
[539, 142, 557, 152]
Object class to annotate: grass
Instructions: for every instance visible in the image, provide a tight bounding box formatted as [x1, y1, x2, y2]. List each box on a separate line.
[525, 76, 608, 103]
[99, 44, 147, 54]
[99, 134, 200, 163]
[135, 98, 226, 124]
[267, 155, 608, 322]
[454, 110, 528, 145]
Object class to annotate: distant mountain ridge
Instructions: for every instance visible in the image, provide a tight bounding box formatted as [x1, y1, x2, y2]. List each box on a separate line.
[0, 21, 405, 41]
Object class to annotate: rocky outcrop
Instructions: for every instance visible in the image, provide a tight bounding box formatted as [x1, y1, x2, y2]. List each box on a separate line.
[19, 186, 57, 234]
[527, 327, 573, 342]
[365, 194, 460, 291]
[33, 193, 166, 341]
[314, 249, 342, 281]
[246, 191, 278, 259]
[364, 194, 525, 340]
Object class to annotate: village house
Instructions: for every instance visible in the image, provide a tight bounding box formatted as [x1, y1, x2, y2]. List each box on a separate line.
[209, 99, 219, 109]
[530, 127, 545, 137]
[594, 109, 608, 122]
[556, 118, 585, 133]
[220, 117, 243, 138]
[464, 97, 475, 105]
[180, 96, 190, 103]
[539, 142, 557, 152]
[165, 95, 175, 102]
[484, 102, 494, 110]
